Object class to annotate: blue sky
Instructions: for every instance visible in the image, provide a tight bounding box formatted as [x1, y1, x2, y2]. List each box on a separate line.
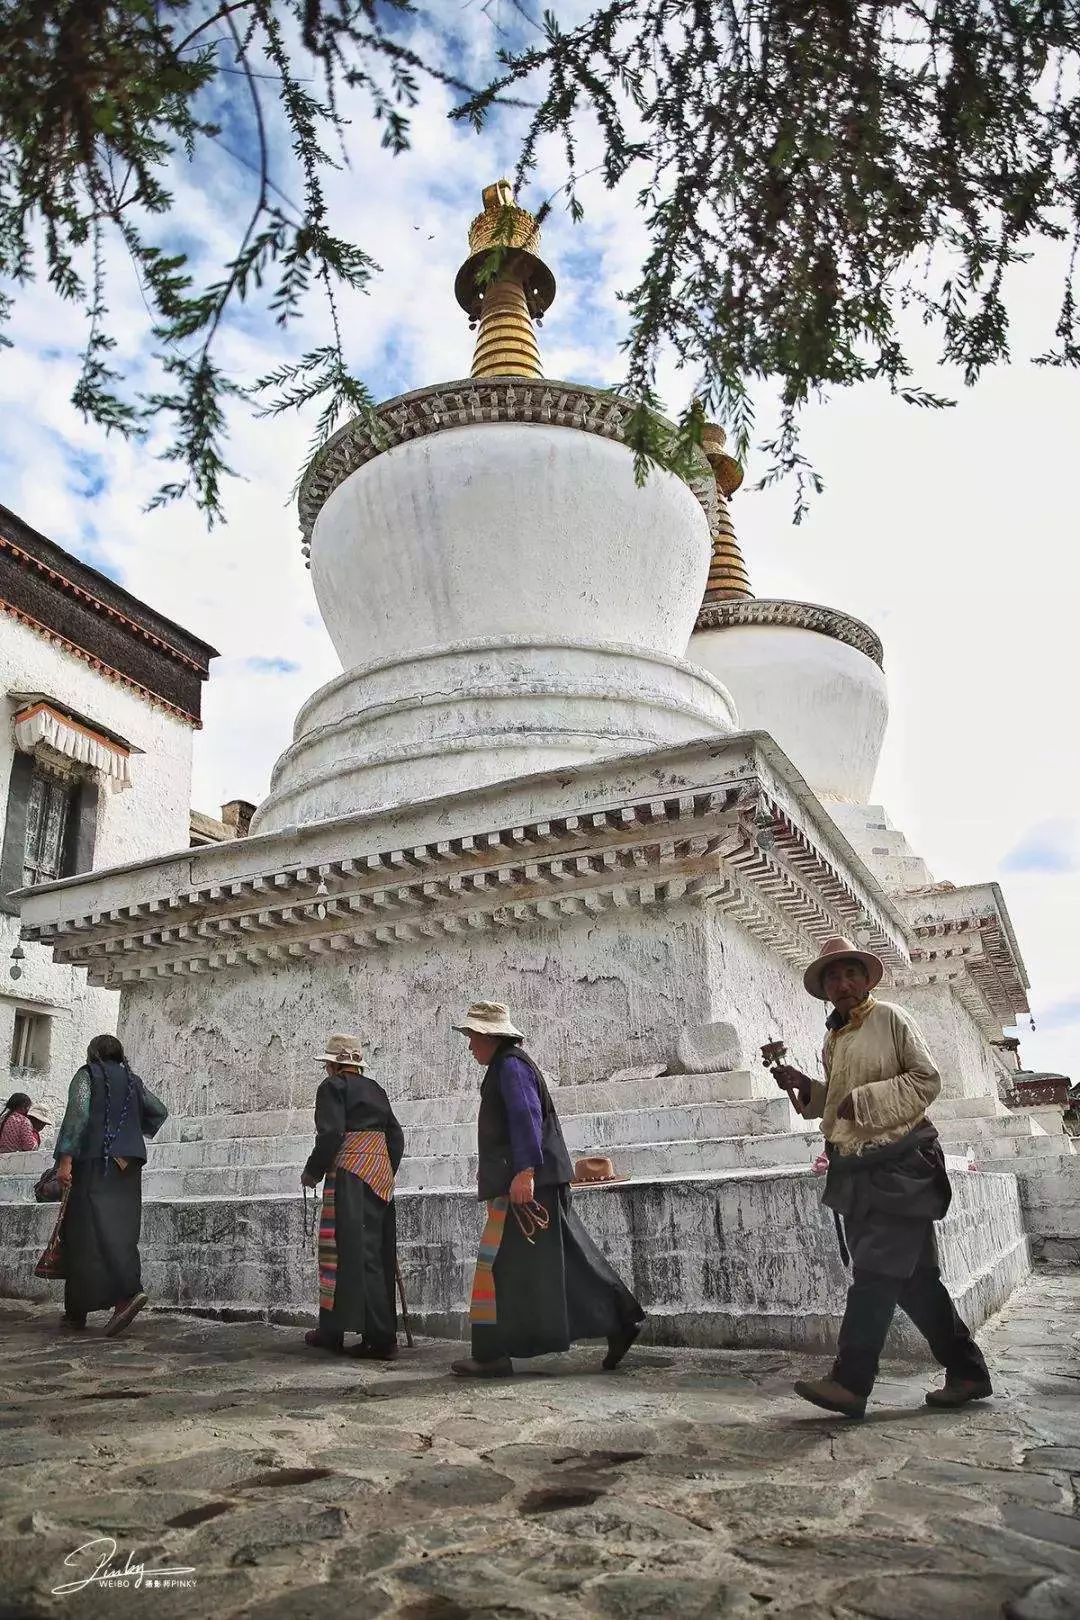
[0, 2, 1076, 1077]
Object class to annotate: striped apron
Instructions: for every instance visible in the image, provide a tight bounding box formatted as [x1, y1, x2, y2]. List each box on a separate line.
[318, 1129, 394, 1313]
[469, 1197, 509, 1324]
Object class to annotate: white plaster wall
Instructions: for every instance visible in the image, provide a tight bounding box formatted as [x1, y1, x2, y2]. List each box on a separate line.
[116, 899, 824, 1123]
[0, 615, 196, 1118]
[310, 424, 712, 671]
[886, 981, 1003, 1101]
[0, 913, 117, 1134]
[703, 905, 829, 1084]
[690, 622, 888, 803]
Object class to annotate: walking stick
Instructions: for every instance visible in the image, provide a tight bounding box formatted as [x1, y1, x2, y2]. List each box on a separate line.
[395, 1259, 415, 1349]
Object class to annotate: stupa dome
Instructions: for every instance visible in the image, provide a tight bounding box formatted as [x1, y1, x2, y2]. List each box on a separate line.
[251, 187, 737, 834]
[685, 424, 888, 805]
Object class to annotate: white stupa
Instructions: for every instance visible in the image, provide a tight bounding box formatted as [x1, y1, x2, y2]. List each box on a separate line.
[4, 182, 1072, 1340]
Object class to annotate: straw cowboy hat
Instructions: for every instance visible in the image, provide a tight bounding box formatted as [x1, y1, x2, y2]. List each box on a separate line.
[803, 936, 884, 1002]
[319, 1033, 365, 1069]
[453, 1001, 524, 1039]
[26, 1101, 52, 1126]
[572, 1156, 629, 1187]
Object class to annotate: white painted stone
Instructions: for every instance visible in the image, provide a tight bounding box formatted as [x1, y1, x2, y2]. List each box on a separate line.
[254, 424, 737, 831]
[606, 1062, 668, 1084]
[257, 640, 738, 829]
[689, 618, 888, 803]
[1016, 1158, 1080, 1262]
[1012, 1106, 1070, 1137]
[0, 1168, 1032, 1355]
[674, 1018, 744, 1074]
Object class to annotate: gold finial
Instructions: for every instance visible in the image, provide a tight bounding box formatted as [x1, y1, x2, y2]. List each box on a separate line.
[701, 423, 752, 602]
[455, 180, 556, 380]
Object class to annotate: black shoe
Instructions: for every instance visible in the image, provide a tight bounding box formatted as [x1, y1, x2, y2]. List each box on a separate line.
[602, 1322, 641, 1372]
[925, 1377, 993, 1408]
[304, 1329, 345, 1353]
[60, 1312, 87, 1331]
[347, 1340, 399, 1361]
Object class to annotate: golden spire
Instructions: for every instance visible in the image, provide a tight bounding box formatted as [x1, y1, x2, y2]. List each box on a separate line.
[700, 423, 752, 602]
[454, 180, 556, 380]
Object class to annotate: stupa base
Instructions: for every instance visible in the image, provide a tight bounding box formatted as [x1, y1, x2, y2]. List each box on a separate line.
[0, 1168, 1029, 1356]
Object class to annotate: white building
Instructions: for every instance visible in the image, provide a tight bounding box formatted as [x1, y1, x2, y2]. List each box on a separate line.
[0, 503, 215, 1124]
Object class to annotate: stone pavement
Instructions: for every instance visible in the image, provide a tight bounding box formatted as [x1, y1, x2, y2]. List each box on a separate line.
[0, 1271, 1077, 1620]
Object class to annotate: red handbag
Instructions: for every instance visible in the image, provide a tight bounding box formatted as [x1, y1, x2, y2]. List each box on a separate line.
[34, 1188, 70, 1279]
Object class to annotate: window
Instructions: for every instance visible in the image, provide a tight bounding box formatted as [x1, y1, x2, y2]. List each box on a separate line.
[10, 1009, 50, 1075]
[22, 764, 76, 888]
[1, 751, 99, 916]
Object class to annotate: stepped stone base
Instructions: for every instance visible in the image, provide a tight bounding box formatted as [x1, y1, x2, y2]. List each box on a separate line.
[1017, 1158, 1080, 1264]
[0, 1168, 1029, 1357]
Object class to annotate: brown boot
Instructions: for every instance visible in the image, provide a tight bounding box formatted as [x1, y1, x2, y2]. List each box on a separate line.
[925, 1377, 993, 1408]
[104, 1293, 147, 1339]
[793, 1376, 866, 1419]
[450, 1356, 513, 1378]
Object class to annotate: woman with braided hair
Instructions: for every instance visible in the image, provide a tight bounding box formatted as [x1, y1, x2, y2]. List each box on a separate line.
[52, 1034, 168, 1336]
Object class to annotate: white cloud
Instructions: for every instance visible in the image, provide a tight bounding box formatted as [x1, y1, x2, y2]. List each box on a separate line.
[1, 10, 1077, 1080]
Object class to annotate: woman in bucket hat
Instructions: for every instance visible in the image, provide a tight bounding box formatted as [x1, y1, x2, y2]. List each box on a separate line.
[301, 1034, 404, 1360]
[766, 937, 991, 1419]
[450, 1001, 644, 1378]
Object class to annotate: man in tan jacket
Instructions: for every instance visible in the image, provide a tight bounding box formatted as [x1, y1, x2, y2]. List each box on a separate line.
[770, 936, 991, 1419]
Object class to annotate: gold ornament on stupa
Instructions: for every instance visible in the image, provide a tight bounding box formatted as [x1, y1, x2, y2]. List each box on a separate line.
[700, 422, 752, 602]
[455, 180, 556, 380]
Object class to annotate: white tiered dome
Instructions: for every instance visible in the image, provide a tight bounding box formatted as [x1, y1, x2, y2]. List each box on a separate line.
[690, 598, 888, 804]
[251, 382, 738, 835]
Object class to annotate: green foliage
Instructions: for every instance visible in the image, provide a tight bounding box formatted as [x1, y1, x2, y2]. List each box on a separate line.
[457, 0, 1080, 515]
[0, 0, 466, 522]
[2, 1, 1080, 523]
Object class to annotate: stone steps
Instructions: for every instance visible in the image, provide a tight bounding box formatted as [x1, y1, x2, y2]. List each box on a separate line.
[936, 1113, 1048, 1138]
[933, 1096, 1012, 1121]
[0, 1124, 822, 1201]
[963, 1133, 1077, 1163]
[150, 1068, 782, 1143]
[152, 1095, 798, 1169]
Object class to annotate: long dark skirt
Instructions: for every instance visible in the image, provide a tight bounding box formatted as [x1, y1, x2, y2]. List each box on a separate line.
[63, 1159, 142, 1316]
[472, 1186, 643, 1362]
[320, 1172, 397, 1346]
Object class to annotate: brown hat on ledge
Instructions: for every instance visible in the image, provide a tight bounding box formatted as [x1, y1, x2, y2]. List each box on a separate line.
[572, 1155, 629, 1187]
[803, 936, 884, 1002]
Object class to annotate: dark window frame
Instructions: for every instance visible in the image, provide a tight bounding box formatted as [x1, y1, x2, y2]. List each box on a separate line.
[1, 748, 100, 914]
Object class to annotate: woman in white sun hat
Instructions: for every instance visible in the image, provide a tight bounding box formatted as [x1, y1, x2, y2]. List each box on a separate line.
[300, 1033, 404, 1360]
[450, 1001, 643, 1379]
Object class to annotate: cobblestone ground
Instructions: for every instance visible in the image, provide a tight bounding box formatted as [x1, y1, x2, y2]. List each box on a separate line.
[0, 1270, 1077, 1620]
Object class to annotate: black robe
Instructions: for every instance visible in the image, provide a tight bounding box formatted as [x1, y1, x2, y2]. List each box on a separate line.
[59, 1061, 167, 1318]
[305, 1071, 404, 1345]
[469, 1045, 643, 1362]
